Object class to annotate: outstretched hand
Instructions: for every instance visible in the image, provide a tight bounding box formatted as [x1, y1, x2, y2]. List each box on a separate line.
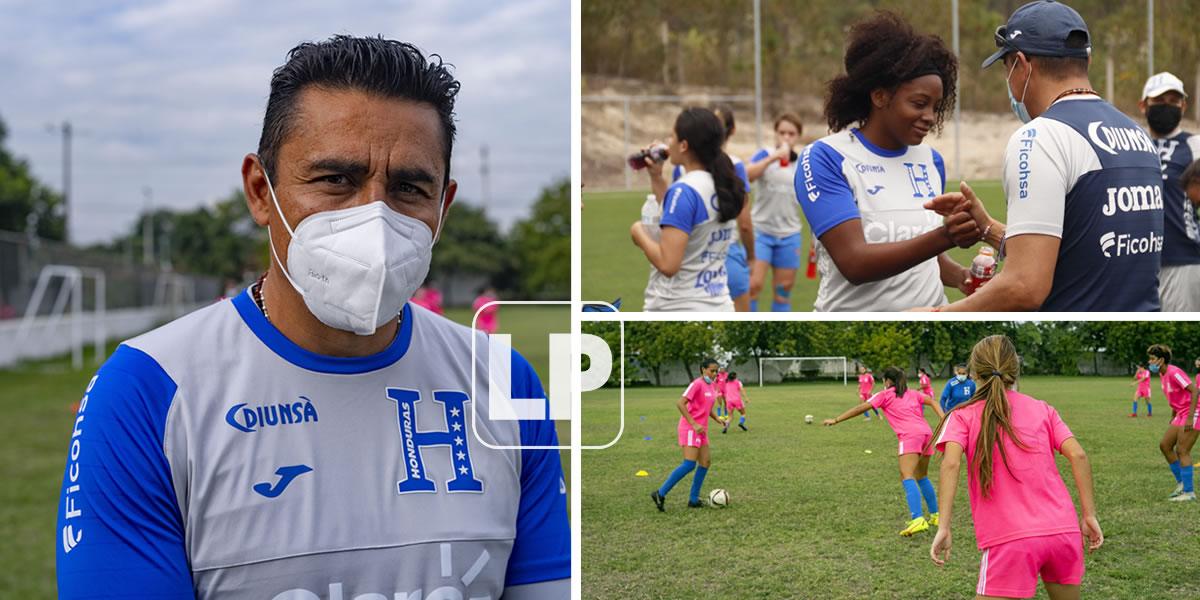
[927, 182, 992, 248]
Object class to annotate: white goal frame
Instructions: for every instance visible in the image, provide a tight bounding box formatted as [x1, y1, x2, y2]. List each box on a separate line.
[758, 356, 849, 387]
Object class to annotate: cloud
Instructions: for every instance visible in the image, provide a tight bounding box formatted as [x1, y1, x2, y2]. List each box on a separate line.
[0, 0, 568, 244]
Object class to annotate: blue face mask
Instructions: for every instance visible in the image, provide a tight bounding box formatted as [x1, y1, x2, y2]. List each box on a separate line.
[1006, 57, 1033, 124]
[1149, 363, 1161, 373]
[956, 374, 967, 383]
[704, 375, 713, 384]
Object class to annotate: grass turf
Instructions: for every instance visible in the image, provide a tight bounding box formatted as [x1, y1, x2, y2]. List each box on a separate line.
[581, 377, 1200, 599]
[582, 180, 1008, 311]
[0, 305, 567, 596]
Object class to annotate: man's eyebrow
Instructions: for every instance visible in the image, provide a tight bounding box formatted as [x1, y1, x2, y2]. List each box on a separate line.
[302, 158, 370, 176]
[388, 167, 437, 184]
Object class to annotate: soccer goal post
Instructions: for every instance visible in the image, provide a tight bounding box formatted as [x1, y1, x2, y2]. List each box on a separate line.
[758, 356, 849, 387]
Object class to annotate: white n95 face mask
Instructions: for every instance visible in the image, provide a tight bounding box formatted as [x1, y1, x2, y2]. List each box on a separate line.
[261, 164, 444, 336]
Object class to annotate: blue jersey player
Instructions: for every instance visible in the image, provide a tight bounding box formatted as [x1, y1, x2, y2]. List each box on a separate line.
[1139, 72, 1200, 312]
[55, 36, 569, 599]
[926, 0, 1164, 312]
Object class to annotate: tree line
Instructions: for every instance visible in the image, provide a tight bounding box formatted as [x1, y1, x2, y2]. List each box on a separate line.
[584, 321, 1200, 385]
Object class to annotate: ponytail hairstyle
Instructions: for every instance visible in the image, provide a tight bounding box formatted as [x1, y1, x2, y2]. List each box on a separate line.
[674, 107, 745, 223]
[1147, 343, 1173, 366]
[882, 366, 907, 395]
[928, 335, 1026, 498]
[712, 104, 736, 142]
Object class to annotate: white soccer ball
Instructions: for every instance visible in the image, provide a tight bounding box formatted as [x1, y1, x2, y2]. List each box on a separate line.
[805, 414, 814, 424]
[709, 488, 729, 507]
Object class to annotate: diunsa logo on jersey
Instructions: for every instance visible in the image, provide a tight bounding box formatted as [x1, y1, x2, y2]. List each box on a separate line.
[225, 397, 319, 433]
[1087, 121, 1155, 156]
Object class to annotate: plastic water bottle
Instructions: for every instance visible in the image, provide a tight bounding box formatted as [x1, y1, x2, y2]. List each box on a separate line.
[628, 144, 670, 170]
[640, 194, 661, 242]
[966, 247, 997, 294]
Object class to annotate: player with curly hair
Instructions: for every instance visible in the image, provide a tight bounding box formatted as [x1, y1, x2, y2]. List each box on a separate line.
[796, 11, 981, 311]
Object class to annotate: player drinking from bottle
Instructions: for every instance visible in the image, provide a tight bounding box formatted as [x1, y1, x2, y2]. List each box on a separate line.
[632, 108, 747, 311]
[826, 366, 945, 536]
[930, 334, 1103, 599]
[746, 113, 804, 311]
[798, 11, 980, 311]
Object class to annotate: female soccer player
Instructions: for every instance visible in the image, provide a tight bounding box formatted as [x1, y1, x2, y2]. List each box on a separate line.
[857, 364, 878, 421]
[919, 367, 934, 405]
[471, 286, 499, 334]
[797, 11, 981, 311]
[745, 113, 803, 311]
[721, 372, 749, 433]
[1149, 344, 1198, 501]
[825, 366, 945, 536]
[651, 358, 727, 511]
[940, 363, 976, 413]
[1130, 364, 1152, 417]
[631, 108, 747, 311]
[715, 366, 729, 420]
[930, 335, 1103, 599]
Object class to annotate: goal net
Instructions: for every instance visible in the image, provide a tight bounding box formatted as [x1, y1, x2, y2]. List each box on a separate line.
[758, 356, 849, 387]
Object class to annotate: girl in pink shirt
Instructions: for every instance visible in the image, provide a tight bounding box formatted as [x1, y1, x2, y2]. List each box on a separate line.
[651, 359, 728, 511]
[825, 366, 945, 536]
[471, 287, 499, 334]
[1149, 344, 1198, 501]
[930, 335, 1103, 600]
[1130, 365, 1152, 417]
[715, 368, 729, 421]
[720, 372, 750, 433]
[857, 364, 880, 421]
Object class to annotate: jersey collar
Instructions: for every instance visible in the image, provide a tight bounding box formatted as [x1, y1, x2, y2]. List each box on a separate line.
[232, 287, 414, 374]
[850, 128, 908, 158]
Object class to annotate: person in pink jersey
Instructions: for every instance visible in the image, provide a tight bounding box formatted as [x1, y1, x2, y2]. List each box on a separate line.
[1149, 344, 1198, 501]
[919, 367, 935, 415]
[651, 358, 728, 511]
[857, 364, 880, 421]
[721, 372, 750, 433]
[930, 335, 1102, 600]
[715, 367, 730, 421]
[825, 366, 945, 536]
[410, 282, 444, 315]
[471, 286, 499, 333]
[1130, 365, 1153, 418]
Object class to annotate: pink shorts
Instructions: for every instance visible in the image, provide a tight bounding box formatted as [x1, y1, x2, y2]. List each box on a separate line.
[678, 426, 708, 448]
[1135, 388, 1150, 399]
[726, 398, 745, 411]
[898, 432, 933, 457]
[922, 386, 934, 397]
[1170, 409, 1199, 428]
[978, 532, 1083, 598]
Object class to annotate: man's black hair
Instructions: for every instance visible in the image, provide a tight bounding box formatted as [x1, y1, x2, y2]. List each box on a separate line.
[257, 35, 460, 183]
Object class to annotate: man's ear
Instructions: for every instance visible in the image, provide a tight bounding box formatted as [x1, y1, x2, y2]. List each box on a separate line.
[242, 154, 273, 227]
[1138, 98, 1148, 115]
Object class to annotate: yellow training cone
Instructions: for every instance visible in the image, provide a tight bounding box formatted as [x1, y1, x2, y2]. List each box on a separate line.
[635, 470, 649, 477]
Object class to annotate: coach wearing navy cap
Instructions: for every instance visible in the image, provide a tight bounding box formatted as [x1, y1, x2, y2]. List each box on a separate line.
[924, 0, 1165, 312]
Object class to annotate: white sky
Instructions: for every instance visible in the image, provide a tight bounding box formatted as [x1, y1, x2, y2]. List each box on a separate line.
[0, 0, 569, 244]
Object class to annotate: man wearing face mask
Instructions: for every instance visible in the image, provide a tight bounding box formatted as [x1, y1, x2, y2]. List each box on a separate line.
[55, 36, 569, 599]
[1140, 72, 1200, 312]
[924, 0, 1164, 311]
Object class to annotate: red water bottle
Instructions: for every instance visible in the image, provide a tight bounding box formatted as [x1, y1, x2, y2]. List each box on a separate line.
[778, 144, 792, 167]
[628, 144, 669, 170]
[966, 247, 997, 294]
[805, 245, 817, 279]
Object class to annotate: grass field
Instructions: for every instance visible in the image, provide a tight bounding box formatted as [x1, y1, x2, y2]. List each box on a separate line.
[0, 304, 568, 597]
[582, 180, 1008, 311]
[581, 377, 1200, 599]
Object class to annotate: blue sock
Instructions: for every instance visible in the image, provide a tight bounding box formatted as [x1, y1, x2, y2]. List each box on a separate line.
[749, 300, 758, 312]
[1170, 460, 1182, 483]
[901, 479, 922, 519]
[689, 466, 709, 503]
[1147, 402, 1152, 416]
[771, 301, 790, 312]
[1132, 400, 1138, 414]
[739, 415, 746, 425]
[1183, 465, 1194, 493]
[659, 459, 696, 497]
[917, 478, 938, 514]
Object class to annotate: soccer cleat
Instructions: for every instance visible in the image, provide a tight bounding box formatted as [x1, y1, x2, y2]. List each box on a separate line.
[927, 512, 939, 527]
[1168, 492, 1196, 502]
[1129, 413, 1138, 418]
[899, 516, 930, 537]
[1169, 483, 1185, 498]
[650, 490, 665, 512]
[687, 499, 705, 508]
[722, 425, 728, 434]
[738, 423, 748, 431]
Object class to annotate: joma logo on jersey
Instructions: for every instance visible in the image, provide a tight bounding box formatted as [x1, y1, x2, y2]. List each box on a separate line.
[1101, 184, 1163, 216]
[225, 397, 319, 433]
[388, 388, 483, 494]
[1087, 121, 1155, 156]
[1099, 230, 1163, 258]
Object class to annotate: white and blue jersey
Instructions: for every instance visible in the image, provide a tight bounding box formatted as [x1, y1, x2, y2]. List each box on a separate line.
[645, 169, 736, 311]
[56, 291, 569, 598]
[673, 158, 752, 298]
[1002, 97, 1164, 311]
[1149, 129, 1200, 266]
[749, 148, 803, 238]
[796, 129, 949, 312]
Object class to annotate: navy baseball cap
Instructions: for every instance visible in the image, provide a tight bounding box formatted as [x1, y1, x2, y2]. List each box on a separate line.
[981, 0, 1091, 69]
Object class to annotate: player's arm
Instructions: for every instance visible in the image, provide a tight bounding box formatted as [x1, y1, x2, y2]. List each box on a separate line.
[56, 346, 193, 598]
[734, 163, 756, 262]
[922, 393, 946, 419]
[824, 401, 874, 426]
[745, 148, 780, 181]
[930, 440, 963, 566]
[936, 253, 971, 296]
[644, 142, 669, 202]
[631, 183, 706, 277]
[505, 350, 570, 591]
[1186, 381, 1198, 433]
